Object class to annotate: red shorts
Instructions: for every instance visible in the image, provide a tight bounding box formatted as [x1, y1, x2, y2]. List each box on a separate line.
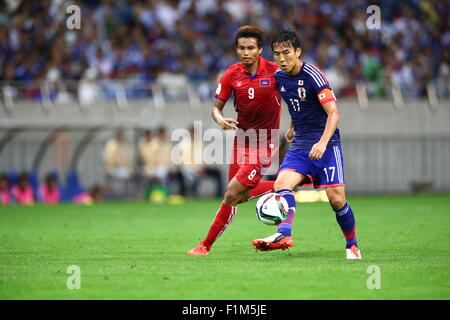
[228, 147, 272, 189]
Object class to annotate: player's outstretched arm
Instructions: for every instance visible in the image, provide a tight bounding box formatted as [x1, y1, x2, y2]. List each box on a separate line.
[309, 100, 340, 160]
[211, 99, 238, 130]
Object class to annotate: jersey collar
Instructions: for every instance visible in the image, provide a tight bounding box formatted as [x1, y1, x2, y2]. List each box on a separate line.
[239, 56, 265, 79]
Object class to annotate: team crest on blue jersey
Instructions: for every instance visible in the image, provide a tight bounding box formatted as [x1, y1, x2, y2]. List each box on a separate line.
[298, 87, 306, 100]
[260, 78, 271, 87]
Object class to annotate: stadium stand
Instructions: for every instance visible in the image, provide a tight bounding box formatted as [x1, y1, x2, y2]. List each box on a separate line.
[0, 0, 449, 198]
[0, 0, 448, 102]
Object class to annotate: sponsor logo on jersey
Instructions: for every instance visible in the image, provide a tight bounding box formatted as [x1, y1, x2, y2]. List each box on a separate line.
[260, 78, 271, 87]
[280, 86, 286, 92]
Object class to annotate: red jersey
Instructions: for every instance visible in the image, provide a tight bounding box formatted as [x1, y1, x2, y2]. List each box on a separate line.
[214, 56, 281, 148]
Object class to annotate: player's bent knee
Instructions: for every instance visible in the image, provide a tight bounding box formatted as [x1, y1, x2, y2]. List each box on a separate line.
[274, 171, 304, 191]
[274, 182, 289, 191]
[237, 191, 250, 204]
[273, 180, 282, 191]
[224, 188, 244, 206]
[274, 179, 296, 191]
[236, 197, 248, 204]
[274, 176, 290, 191]
[328, 196, 346, 210]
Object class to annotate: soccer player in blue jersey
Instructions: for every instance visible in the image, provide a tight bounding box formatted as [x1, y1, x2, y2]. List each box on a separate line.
[252, 30, 361, 259]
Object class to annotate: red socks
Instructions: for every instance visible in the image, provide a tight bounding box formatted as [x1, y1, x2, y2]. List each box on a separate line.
[202, 181, 274, 251]
[203, 202, 237, 250]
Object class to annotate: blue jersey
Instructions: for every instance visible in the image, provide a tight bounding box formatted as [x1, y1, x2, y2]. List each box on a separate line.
[274, 62, 340, 149]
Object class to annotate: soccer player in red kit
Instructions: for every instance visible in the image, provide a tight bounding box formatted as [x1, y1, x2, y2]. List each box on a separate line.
[187, 26, 282, 255]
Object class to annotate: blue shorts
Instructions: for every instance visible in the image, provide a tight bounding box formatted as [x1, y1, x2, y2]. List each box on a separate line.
[279, 144, 345, 188]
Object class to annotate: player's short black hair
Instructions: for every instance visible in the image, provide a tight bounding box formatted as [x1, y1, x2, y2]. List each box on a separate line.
[271, 30, 301, 51]
[235, 25, 264, 48]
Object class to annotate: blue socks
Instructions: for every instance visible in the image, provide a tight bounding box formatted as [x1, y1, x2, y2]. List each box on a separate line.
[276, 189, 296, 236]
[333, 202, 357, 249]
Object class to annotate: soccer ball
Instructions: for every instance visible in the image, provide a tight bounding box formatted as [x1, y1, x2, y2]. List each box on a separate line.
[256, 193, 289, 225]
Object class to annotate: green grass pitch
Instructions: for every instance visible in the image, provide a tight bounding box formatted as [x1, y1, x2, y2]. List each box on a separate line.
[0, 194, 449, 299]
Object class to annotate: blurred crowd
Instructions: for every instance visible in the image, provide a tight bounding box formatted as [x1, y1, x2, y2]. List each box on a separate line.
[0, 0, 449, 101]
[102, 127, 224, 201]
[0, 123, 227, 206]
[0, 171, 103, 205]
[0, 125, 225, 205]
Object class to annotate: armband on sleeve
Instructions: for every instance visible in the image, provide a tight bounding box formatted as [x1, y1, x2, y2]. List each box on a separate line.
[317, 88, 337, 105]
